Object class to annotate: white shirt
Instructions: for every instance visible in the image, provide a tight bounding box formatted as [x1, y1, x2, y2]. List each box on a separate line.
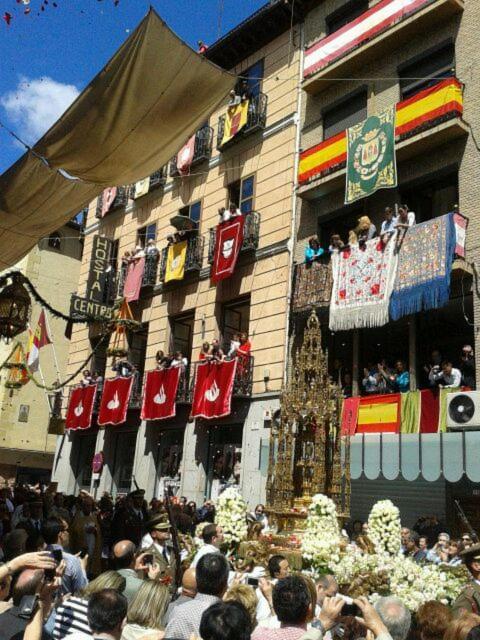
[191, 543, 219, 568]
[395, 211, 415, 227]
[381, 217, 397, 235]
[141, 532, 153, 549]
[430, 367, 462, 388]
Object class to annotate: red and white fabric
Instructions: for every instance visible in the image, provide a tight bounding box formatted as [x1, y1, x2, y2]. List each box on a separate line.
[177, 135, 196, 176]
[100, 187, 117, 217]
[211, 216, 245, 284]
[191, 360, 237, 419]
[141, 368, 181, 421]
[98, 377, 133, 426]
[453, 213, 468, 258]
[123, 257, 145, 302]
[65, 384, 97, 431]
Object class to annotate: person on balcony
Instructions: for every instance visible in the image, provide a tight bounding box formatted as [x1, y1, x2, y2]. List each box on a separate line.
[304, 237, 324, 265]
[197, 40, 208, 54]
[394, 204, 416, 229]
[155, 350, 171, 370]
[423, 349, 443, 388]
[210, 339, 226, 362]
[380, 207, 397, 245]
[199, 342, 211, 361]
[362, 365, 382, 395]
[132, 244, 145, 259]
[80, 369, 93, 387]
[342, 373, 353, 398]
[227, 334, 241, 359]
[461, 345, 476, 389]
[238, 333, 252, 358]
[145, 239, 159, 259]
[329, 234, 345, 254]
[171, 351, 188, 370]
[228, 89, 241, 106]
[112, 358, 134, 378]
[379, 360, 410, 393]
[429, 361, 462, 388]
[349, 216, 376, 247]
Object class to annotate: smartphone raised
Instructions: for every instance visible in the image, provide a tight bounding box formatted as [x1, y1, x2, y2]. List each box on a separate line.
[143, 553, 154, 566]
[17, 595, 39, 620]
[247, 577, 259, 587]
[341, 602, 361, 618]
[51, 549, 63, 564]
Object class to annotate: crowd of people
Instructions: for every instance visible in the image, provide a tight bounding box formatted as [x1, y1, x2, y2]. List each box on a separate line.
[0, 485, 479, 640]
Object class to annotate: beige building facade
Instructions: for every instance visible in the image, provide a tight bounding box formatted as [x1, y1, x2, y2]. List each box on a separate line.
[0, 223, 83, 486]
[52, 2, 325, 505]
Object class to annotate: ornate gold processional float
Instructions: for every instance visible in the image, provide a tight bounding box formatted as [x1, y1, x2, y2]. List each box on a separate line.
[266, 310, 350, 531]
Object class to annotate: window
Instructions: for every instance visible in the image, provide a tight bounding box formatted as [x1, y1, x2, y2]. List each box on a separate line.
[137, 223, 156, 248]
[221, 296, 251, 345]
[110, 239, 119, 272]
[399, 42, 455, 99]
[228, 175, 255, 214]
[323, 89, 368, 140]
[48, 232, 62, 251]
[326, 0, 369, 35]
[90, 336, 108, 379]
[179, 201, 201, 223]
[127, 324, 148, 395]
[236, 59, 264, 99]
[400, 170, 458, 223]
[169, 313, 194, 361]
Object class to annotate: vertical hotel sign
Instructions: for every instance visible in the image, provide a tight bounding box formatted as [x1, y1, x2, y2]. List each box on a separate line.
[86, 236, 114, 303]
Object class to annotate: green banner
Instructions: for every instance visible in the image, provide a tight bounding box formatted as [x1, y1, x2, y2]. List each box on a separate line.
[345, 104, 397, 204]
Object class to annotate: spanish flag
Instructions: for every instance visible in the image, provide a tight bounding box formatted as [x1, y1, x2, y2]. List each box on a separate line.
[221, 100, 249, 147]
[165, 240, 187, 283]
[27, 309, 51, 373]
[356, 394, 401, 434]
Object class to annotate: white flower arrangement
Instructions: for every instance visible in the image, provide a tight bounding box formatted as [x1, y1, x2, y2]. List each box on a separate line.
[301, 494, 341, 570]
[368, 500, 402, 557]
[215, 487, 248, 545]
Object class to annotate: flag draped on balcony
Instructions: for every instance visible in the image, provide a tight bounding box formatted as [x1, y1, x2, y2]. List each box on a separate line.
[390, 213, 456, 321]
[177, 135, 196, 176]
[329, 237, 398, 331]
[211, 217, 245, 284]
[356, 394, 401, 434]
[141, 368, 181, 421]
[191, 360, 237, 419]
[165, 241, 187, 283]
[100, 188, 117, 217]
[221, 101, 249, 147]
[98, 377, 133, 426]
[345, 104, 397, 204]
[27, 309, 51, 373]
[124, 257, 145, 302]
[134, 177, 150, 199]
[65, 384, 97, 431]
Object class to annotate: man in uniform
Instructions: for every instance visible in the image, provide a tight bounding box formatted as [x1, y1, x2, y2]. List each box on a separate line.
[112, 489, 147, 546]
[144, 513, 177, 589]
[452, 542, 480, 616]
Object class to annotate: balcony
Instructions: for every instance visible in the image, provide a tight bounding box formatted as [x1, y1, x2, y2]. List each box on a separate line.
[131, 166, 168, 199]
[303, 0, 464, 94]
[189, 356, 254, 400]
[95, 186, 129, 219]
[169, 126, 214, 177]
[298, 78, 467, 198]
[292, 261, 332, 314]
[158, 235, 204, 283]
[115, 253, 160, 299]
[208, 211, 261, 263]
[217, 93, 268, 151]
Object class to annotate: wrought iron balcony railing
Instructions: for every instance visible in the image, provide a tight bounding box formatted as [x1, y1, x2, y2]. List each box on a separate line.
[95, 186, 129, 218]
[170, 126, 214, 176]
[208, 211, 260, 264]
[217, 93, 268, 150]
[131, 166, 168, 199]
[159, 235, 204, 282]
[114, 253, 160, 299]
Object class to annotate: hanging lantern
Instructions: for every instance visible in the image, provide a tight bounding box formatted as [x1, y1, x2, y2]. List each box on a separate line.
[4, 344, 29, 389]
[0, 275, 31, 342]
[106, 299, 135, 358]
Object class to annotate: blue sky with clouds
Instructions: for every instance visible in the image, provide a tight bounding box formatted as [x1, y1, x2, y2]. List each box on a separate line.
[0, 0, 265, 173]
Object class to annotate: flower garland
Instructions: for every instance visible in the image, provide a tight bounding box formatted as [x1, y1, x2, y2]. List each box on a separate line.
[215, 487, 248, 546]
[368, 499, 402, 557]
[301, 494, 341, 570]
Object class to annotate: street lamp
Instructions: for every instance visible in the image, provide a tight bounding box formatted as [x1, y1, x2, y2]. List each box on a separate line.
[0, 275, 31, 343]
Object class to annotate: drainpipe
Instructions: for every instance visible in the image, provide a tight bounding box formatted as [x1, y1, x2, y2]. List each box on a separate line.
[283, 20, 305, 386]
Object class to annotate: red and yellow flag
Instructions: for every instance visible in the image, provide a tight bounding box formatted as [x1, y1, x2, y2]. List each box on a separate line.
[356, 394, 401, 434]
[221, 100, 249, 147]
[27, 309, 51, 373]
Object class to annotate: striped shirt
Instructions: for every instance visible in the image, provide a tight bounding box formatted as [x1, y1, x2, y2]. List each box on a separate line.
[53, 596, 91, 639]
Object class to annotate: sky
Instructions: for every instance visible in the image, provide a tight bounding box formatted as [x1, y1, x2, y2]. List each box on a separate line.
[0, 0, 266, 173]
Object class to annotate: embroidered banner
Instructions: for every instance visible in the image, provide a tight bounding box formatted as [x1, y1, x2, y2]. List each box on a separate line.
[177, 135, 196, 176]
[341, 396, 361, 436]
[123, 257, 145, 302]
[141, 368, 181, 421]
[191, 360, 237, 419]
[101, 187, 117, 217]
[390, 213, 456, 321]
[346, 104, 397, 204]
[98, 377, 133, 426]
[134, 177, 150, 199]
[221, 100, 249, 147]
[211, 217, 245, 284]
[292, 262, 332, 312]
[65, 384, 97, 431]
[357, 393, 401, 434]
[165, 240, 187, 283]
[329, 238, 398, 331]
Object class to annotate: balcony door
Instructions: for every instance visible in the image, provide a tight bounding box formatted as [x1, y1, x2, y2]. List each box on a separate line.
[221, 296, 251, 347]
[170, 313, 194, 363]
[127, 324, 148, 401]
[154, 428, 184, 497]
[111, 430, 137, 496]
[206, 425, 243, 499]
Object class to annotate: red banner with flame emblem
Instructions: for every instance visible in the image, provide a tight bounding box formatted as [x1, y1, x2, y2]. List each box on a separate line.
[65, 384, 97, 431]
[191, 360, 237, 419]
[141, 368, 181, 421]
[211, 217, 245, 284]
[98, 377, 133, 426]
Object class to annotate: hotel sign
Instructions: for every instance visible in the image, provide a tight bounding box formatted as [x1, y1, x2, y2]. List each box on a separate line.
[70, 295, 114, 321]
[86, 236, 114, 303]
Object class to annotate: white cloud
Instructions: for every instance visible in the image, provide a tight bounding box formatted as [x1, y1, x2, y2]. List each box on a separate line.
[1, 76, 79, 145]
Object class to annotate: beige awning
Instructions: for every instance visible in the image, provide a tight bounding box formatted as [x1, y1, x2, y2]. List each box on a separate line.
[0, 8, 235, 269]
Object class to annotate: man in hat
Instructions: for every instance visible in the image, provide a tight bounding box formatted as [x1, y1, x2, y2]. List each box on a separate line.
[143, 513, 176, 588]
[452, 542, 480, 616]
[112, 489, 147, 546]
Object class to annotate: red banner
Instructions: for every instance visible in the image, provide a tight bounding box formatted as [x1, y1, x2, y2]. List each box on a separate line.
[177, 135, 195, 176]
[191, 360, 237, 419]
[65, 384, 97, 431]
[211, 216, 245, 284]
[101, 187, 117, 217]
[98, 377, 133, 426]
[124, 257, 145, 302]
[141, 368, 181, 421]
[341, 397, 360, 436]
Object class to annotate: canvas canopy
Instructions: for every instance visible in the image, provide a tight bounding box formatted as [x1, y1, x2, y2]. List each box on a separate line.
[0, 9, 235, 269]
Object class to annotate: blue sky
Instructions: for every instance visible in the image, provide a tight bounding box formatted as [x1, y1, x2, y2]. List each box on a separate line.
[0, 0, 265, 173]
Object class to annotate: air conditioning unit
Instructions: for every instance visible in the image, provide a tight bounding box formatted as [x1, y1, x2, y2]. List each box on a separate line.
[447, 391, 480, 429]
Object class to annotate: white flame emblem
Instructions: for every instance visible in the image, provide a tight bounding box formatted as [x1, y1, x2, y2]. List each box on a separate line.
[154, 385, 166, 405]
[222, 239, 234, 259]
[205, 381, 220, 402]
[107, 391, 120, 410]
[171, 256, 180, 270]
[74, 400, 84, 417]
